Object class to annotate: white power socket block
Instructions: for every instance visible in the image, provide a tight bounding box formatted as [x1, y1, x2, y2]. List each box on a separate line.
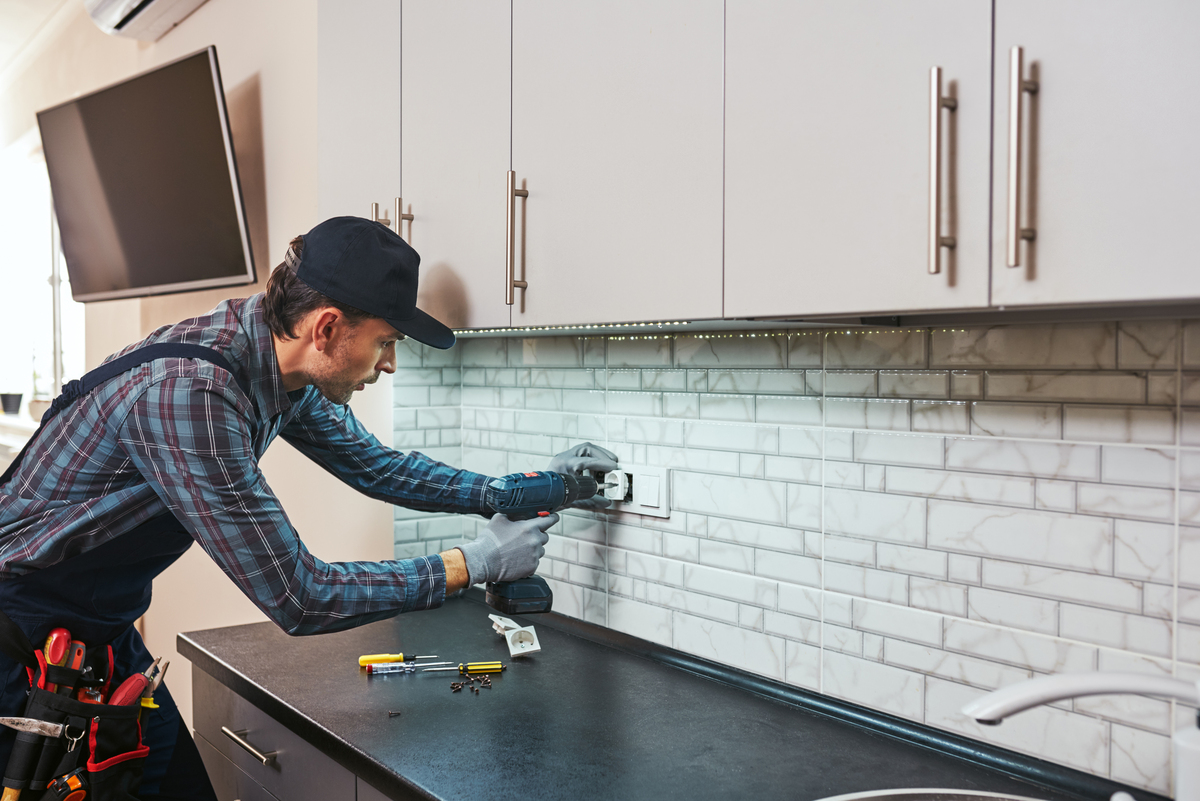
[601, 464, 670, 518]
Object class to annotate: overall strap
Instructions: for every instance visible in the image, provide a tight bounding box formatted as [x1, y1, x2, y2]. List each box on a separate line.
[0, 343, 251, 488]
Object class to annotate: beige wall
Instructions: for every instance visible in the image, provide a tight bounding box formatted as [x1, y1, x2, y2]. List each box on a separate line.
[3, 0, 396, 727]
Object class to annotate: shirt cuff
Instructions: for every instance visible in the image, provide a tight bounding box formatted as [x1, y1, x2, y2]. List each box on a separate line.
[400, 553, 447, 612]
[456, 472, 494, 517]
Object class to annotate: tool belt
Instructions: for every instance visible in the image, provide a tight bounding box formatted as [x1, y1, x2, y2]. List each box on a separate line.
[0, 609, 150, 800]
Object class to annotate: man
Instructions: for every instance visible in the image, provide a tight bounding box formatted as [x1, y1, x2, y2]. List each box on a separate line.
[0, 217, 618, 798]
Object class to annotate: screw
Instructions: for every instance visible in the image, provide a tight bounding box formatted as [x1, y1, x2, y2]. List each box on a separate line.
[388, 711, 402, 718]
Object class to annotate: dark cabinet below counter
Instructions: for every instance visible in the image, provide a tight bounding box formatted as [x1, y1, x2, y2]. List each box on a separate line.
[181, 593, 1151, 801]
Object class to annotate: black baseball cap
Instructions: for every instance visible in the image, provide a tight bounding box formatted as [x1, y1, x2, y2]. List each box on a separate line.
[294, 216, 455, 349]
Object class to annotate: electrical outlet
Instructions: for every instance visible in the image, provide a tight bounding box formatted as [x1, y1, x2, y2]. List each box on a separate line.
[597, 464, 670, 518]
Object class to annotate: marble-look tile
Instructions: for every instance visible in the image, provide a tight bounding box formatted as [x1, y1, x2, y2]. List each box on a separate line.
[824, 371, 878, 397]
[1185, 320, 1200, 367]
[739, 453, 766, 478]
[622, 551, 685, 586]
[884, 466, 1034, 507]
[699, 394, 755, 422]
[777, 583, 822, 620]
[943, 618, 1096, 673]
[607, 336, 671, 367]
[459, 338, 508, 367]
[607, 596, 672, 646]
[683, 421, 778, 454]
[674, 334, 787, 368]
[876, 543, 948, 579]
[417, 407, 461, 429]
[909, 578, 968, 616]
[1034, 479, 1076, 512]
[879, 371, 949, 399]
[755, 549, 822, 587]
[663, 392, 699, 418]
[686, 369, 708, 392]
[605, 369, 641, 390]
[927, 500, 1112, 573]
[1118, 321, 1178, 370]
[824, 594, 854, 626]
[823, 651, 925, 721]
[983, 560, 1142, 613]
[1060, 604, 1172, 658]
[912, 401, 970, 434]
[948, 555, 982, 585]
[1146, 372, 1177, 405]
[854, 432, 944, 467]
[967, 586, 1058, 635]
[662, 532, 699, 562]
[561, 390, 606, 414]
[708, 369, 807, 395]
[763, 454, 822, 485]
[582, 337, 606, 366]
[824, 430, 854, 461]
[786, 483, 823, 530]
[1076, 692, 1172, 735]
[608, 522, 661, 555]
[1101, 445, 1175, 488]
[528, 368, 596, 389]
[823, 623, 863, 655]
[740, 604, 765, 631]
[824, 487, 926, 544]
[763, 610, 820, 644]
[822, 461, 861, 489]
[824, 535, 876, 567]
[624, 418, 684, 446]
[524, 388, 562, 411]
[824, 562, 908, 605]
[925, 678, 1109, 774]
[825, 398, 909, 431]
[787, 333, 824, 368]
[643, 583, 740, 625]
[708, 518, 807, 553]
[673, 611, 786, 680]
[672, 470, 786, 525]
[1181, 526, 1200, 589]
[514, 337, 585, 367]
[640, 368, 686, 391]
[945, 438, 1100, 480]
[393, 368, 445, 386]
[970, 402, 1061, 439]
[395, 386, 430, 407]
[825, 330, 927, 368]
[864, 464, 886, 491]
[1076, 483, 1174, 523]
[950, 371, 983, 399]
[756, 396, 823, 426]
[784, 641, 822, 690]
[863, 633, 886, 661]
[1110, 724, 1172, 794]
[697, 539, 754, 574]
[985, 371, 1146, 404]
[1112, 520, 1174, 583]
[1187, 409, 1200, 447]
[1183, 449, 1200, 490]
[805, 370, 824, 395]
[607, 391, 663, 417]
[778, 427, 823, 458]
[852, 598, 942, 645]
[1062, 404, 1176, 445]
[886, 640, 1031, 690]
[930, 324, 1117, 370]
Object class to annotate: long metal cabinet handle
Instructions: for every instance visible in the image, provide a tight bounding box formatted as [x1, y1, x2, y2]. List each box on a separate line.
[1006, 46, 1038, 268]
[506, 170, 529, 305]
[928, 66, 957, 275]
[394, 198, 415, 241]
[221, 726, 277, 766]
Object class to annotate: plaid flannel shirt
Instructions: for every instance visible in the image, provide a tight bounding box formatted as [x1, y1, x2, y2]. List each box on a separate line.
[0, 293, 491, 635]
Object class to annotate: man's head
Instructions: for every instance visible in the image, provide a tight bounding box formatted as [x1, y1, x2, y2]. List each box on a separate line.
[264, 217, 454, 403]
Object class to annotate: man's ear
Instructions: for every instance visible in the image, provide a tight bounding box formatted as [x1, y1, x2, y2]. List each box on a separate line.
[310, 309, 342, 353]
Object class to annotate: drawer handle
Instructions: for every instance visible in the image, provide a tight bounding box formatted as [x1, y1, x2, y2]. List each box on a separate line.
[221, 726, 277, 766]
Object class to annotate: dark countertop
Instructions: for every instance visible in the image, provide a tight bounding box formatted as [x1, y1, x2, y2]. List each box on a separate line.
[178, 592, 1141, 801]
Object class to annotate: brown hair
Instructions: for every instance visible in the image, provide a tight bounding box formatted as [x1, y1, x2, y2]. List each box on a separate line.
[263, 236, 374, 340]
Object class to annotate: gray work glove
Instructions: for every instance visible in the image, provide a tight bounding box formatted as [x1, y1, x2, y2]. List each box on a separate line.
[547, 442, 620, 511]
[456, 513, 559, 585]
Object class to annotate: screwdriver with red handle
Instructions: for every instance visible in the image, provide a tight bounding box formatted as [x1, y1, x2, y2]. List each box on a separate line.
[41, 629, 71, 693]
[56, 642, 85, 696]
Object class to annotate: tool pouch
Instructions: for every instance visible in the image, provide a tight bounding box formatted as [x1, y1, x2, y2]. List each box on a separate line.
[5, 650, 149, 800]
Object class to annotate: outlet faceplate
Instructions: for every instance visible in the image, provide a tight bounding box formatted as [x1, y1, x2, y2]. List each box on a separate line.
[600, 464, 670, 518]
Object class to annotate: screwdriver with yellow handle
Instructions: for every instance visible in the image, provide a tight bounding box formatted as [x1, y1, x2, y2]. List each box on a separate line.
[358, 652, 438, 667]
[422, 662, 506, 675]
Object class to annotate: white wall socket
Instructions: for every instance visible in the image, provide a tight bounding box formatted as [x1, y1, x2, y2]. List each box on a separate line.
[601, 464, 670, 519]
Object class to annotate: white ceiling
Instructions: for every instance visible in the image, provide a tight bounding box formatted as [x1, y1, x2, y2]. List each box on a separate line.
[0, 0, 75, 78]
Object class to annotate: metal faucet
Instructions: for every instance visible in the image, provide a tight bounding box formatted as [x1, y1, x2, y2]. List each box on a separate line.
[962, 673, 1200, 801]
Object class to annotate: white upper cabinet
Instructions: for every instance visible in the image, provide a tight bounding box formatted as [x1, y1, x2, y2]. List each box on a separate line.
[724, 0, 993, 319]
[991, 0, 1200, 308]
[510, 0, 724, 327]
[402, 0, 511, 330]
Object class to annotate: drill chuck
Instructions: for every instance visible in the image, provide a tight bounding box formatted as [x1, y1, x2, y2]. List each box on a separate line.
[484, 471, 601, 519]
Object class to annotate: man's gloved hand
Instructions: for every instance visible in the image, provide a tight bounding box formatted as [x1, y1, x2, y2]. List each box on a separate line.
[456, 513, 559, 585]
[548, 442, 620, 511]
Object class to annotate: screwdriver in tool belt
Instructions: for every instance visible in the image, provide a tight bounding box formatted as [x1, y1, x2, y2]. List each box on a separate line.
[41, 628, 71, 693]
[422, 662, 506, 675]
[358, 652, 438, 667]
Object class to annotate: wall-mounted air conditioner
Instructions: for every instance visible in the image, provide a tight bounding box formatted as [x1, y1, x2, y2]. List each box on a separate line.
[85, 0, 211, 42]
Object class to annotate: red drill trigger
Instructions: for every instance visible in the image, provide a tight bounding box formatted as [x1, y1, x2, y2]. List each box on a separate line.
[537, 511, 549, 517]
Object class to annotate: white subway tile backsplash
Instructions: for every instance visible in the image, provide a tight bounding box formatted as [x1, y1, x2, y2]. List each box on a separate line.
[403, 322, 1191, 791]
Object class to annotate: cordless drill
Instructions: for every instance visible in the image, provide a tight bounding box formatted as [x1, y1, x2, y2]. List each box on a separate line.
[482, 471, 608, 615]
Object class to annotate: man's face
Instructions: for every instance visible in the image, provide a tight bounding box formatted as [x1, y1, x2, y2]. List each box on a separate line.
[310, 317, 403, 405]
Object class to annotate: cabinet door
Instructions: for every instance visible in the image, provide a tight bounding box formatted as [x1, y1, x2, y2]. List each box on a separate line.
[992, 1, 1200, 307]
[402, 0, 511, 330]
[511, 0, 724, 326]
[725, 1, 992, 318]
[317, 0, 400, 221]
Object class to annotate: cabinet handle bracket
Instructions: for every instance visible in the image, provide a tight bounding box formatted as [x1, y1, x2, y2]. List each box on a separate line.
[221, 726, 277, 766]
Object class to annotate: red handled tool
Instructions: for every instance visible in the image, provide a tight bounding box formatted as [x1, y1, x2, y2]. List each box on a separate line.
[46, 768, 87, 801]
[56, 642, 85, 696]
[41, 629, 71, 693]
[109, 658, 160, 707]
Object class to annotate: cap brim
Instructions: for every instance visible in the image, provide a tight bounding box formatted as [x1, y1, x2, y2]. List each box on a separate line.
[387, 307, 456, 350]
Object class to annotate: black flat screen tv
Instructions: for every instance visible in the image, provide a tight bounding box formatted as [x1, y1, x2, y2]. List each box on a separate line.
[37, 46, 255, 302]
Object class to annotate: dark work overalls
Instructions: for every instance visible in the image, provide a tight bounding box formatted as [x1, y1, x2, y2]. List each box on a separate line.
[0, 345, 248, 800]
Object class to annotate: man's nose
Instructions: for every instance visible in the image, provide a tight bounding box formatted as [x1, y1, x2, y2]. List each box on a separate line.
[378, 350, 397, 374]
